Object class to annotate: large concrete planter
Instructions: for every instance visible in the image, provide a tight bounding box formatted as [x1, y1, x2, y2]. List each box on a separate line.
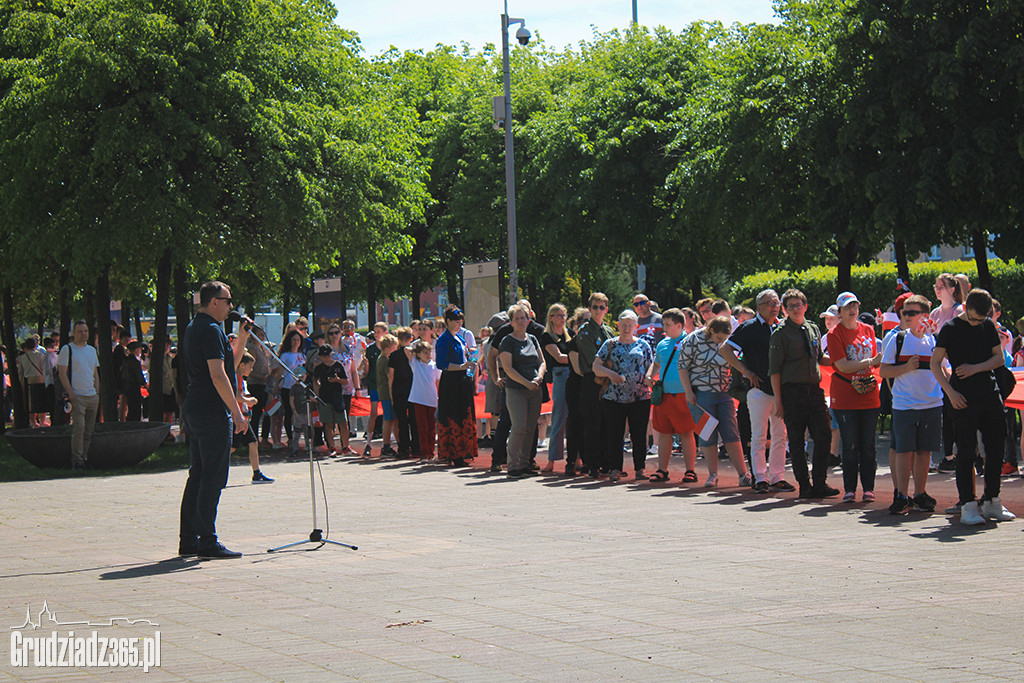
[4, 422, 171, 470]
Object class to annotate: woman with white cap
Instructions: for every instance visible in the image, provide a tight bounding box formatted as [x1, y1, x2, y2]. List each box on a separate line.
[828, 292, 883, 502]
[593, 309, 655, 481]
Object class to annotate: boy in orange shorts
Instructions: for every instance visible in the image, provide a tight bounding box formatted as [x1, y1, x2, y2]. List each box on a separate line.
[644, 309, 698, 482]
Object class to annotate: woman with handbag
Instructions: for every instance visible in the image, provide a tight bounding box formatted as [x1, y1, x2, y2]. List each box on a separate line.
[540, 303, 572, 472]
[678, 316, 752, 487]
[828, 292, 883, 502]
[593, 309, 655, 482]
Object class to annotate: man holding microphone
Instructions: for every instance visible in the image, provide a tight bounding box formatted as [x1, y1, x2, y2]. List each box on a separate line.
[179, 281, 251, 559]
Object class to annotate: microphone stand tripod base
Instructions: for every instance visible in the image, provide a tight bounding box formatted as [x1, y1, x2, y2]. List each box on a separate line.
[268, 529, 357, 553]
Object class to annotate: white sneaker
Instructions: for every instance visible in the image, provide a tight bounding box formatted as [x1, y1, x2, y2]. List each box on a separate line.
[704, 473, 718, 488]
[944, 502, 962, 515]
[960, 501, 986, 525]
[738, 473, 753, 488]
[981, 497, 1016, 522]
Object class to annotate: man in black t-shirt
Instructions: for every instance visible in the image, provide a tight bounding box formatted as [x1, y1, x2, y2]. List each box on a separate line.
[931, 288, 1015, 524]
[178, 281, 250, 559]
[388, 327, 415, 456]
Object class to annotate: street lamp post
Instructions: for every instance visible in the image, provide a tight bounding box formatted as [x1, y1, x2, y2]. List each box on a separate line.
[500, 2, 528, 306]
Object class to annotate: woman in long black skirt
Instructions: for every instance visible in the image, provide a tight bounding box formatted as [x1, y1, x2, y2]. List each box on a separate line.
[435, 305, 479, 466]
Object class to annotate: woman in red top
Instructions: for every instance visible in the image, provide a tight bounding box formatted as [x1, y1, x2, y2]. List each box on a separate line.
[828, 292, 883, 502]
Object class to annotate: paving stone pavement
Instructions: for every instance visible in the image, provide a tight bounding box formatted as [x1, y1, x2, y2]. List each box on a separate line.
[2, 436, 1024, 682]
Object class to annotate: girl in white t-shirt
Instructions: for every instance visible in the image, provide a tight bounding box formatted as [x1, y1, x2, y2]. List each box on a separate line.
[409, 340, 440, 461]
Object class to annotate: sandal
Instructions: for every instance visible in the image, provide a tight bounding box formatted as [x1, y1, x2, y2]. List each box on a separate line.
[682, 470, 698, 483]
[648, 469, 670, 482]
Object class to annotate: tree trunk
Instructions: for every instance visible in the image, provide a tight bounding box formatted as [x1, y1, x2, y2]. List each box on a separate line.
[120, 299, 130, 330]
[367, 270, 377, 327]
[37, 316, 44, 338]
[281, 282, 292, 336]
[94, 267, 117, 422]
[972, 228, 992, 294]
[410, 274, 422, 320]
[133, 308, 143, 341]
[58, 269, 71, 347]
[148, 248, 171, 420]
[836, 239, 855, 294]
[893, 239, 911, 290]
[84, 287, 96, 337]
[690, 274, 702, 306]
[525, 279, 538, 309]
[2, 286, 28, 429]
[173, 263, 191, 345]
[445, 263, 460, 308]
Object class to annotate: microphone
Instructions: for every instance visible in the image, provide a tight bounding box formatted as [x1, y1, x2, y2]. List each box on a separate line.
[226, 311, 259, 332]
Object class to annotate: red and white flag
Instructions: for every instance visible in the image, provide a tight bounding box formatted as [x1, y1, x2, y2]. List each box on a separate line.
[264, 394, 282, 416]
[688, 403, 719, 443]
[310, 407, 322, 427]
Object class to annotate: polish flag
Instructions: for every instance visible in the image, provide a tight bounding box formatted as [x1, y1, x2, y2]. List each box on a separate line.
[688, 403, 719, 443]
[264, 394, 282, 416]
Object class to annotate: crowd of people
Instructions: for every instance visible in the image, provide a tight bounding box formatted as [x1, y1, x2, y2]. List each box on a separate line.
[4, 272, 1022, 527]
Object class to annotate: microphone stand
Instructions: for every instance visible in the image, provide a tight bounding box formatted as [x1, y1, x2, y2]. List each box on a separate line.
[244, 326, 357, 553]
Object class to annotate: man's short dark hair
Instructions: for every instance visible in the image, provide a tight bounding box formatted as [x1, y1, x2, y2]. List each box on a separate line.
[662, 308, 685, 326]
[965, 288, 993, 317]
[318, 344, 333, 356]
[199, 281, 227, 307]
[781, 289, 807, 308]
[711, 299, 730, 315]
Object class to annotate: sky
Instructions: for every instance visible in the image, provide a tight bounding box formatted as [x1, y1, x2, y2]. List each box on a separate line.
[332, 1, 780, 57]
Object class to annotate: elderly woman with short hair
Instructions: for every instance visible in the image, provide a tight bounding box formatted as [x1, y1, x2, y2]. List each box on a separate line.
[593, 309, 655, 482]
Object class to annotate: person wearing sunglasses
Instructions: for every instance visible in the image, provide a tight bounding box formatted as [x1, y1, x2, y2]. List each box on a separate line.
[178, 281, 251, 560]
[931, 288, 1016, 524]
[575, 293, 615, 477]
[632, 295, 664, 344]
[880, 294, 941, 514]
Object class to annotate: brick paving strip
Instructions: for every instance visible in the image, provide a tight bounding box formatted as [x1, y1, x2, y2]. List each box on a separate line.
[2, 436, 1023, 681]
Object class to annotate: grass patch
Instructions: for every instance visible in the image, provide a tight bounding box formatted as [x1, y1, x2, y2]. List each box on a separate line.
[0, 437, 191, 482]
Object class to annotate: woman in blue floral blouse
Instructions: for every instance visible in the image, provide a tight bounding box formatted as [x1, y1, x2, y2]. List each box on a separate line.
[593, 309, 655, 482]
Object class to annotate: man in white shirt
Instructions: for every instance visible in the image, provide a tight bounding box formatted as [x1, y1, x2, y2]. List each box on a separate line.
[57, 321, 101, 470]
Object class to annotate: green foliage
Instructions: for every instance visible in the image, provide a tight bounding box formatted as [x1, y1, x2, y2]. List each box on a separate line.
[730, 260, 1024, 323]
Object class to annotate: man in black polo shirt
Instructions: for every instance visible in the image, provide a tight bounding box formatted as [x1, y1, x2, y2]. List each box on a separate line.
[768, 289, 839, 499]
[720, 289, 794, 493]
[931, 288, 1016, 524]
[178, 281, 250, 559]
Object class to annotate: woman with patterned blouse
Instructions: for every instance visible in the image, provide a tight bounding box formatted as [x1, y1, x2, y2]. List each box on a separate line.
[679, 316, 752, 487]
[593, 309, 655, 482]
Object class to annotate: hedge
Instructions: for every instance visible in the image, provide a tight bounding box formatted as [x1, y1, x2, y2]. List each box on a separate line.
[729, 260, 1024, 328]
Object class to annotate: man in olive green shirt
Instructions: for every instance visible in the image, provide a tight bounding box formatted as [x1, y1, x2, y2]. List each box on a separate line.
[575, 292, 615, 476]
[768, 289, 839, 499]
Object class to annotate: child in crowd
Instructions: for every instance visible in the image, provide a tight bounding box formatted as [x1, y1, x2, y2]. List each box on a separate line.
[313, 344, 355, 457]
[289, 367, 310, 458]
[235, 352, 273, 483]
[409, 340, 441, 461]
[388, 327, 415, 457]
[363, 322, 389, 452]
[375, 333, 399, 457]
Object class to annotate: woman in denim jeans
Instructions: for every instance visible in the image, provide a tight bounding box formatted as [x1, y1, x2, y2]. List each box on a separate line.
[678, 316, 752, 487]
[540, 303, 571, 472]
[827, 292, 883, 502]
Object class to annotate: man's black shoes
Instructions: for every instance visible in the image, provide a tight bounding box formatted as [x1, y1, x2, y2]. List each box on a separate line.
[198, 543, 242, 560]
[799, 483, 841, 499]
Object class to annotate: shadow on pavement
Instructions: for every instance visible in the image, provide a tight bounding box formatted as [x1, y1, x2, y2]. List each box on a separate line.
[100, 558, 201, 581]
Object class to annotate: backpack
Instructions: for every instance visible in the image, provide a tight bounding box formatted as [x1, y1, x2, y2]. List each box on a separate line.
[879, 331, 908, 416]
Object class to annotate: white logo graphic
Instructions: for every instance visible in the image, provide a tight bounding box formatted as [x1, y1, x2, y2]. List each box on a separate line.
[9, 602, 161, 673]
